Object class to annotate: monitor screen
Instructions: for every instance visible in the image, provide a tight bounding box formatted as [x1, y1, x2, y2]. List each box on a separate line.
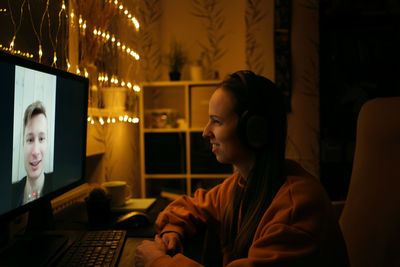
[0, 51, 88, 220]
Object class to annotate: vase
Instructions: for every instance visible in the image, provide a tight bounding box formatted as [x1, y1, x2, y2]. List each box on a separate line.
[169, 71, 181, 81]
[190, 65, 202, 81]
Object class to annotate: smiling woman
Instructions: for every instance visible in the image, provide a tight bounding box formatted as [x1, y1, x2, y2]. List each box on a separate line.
[134, 70, 349, 267]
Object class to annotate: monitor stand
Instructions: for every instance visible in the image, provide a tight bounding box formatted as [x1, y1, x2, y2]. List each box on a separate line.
[0, 199, 71, 266]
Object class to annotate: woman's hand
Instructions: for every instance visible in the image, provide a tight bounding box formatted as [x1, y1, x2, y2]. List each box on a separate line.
[134, 235, 168, 267]
[160, 231, 183, 255]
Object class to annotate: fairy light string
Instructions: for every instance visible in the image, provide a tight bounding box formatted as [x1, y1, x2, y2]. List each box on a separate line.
[3, 0, 141, 124]
[8, 0, 26, 50]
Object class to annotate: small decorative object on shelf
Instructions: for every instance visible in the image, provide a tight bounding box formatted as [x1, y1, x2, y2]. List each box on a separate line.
[165, 39, 187, 81]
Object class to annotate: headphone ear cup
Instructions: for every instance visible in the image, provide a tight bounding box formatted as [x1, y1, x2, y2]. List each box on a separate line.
[246, 115, 268, 148]
[238, 111, 268, 148]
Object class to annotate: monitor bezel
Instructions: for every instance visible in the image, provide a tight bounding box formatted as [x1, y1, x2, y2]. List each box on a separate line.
[0, 51, 88, 222]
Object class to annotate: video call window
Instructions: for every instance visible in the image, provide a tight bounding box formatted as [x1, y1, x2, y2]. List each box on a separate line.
[11, 66, 56, 207]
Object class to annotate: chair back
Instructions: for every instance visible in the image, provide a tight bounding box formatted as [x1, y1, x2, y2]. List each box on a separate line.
[339, 97, 400, 267]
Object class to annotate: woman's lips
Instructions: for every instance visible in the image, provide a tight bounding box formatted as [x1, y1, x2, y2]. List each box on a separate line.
[211, 143, 219, 153]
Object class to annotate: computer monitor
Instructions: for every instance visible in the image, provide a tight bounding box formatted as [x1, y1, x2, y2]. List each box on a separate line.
[0, 51, 88, 226]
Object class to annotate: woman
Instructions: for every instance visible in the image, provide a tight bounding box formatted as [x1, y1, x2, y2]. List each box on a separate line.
[135, 70, 349, 266]
[12, 101, 53, 207]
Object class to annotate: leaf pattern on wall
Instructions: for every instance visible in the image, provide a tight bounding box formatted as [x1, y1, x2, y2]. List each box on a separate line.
[245, 0, 266, 75]
[191, 0, 226, 79]
[130, 0, 162, 82]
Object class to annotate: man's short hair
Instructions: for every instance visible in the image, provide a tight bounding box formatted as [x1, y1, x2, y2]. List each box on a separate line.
[23, 101, 47, 135]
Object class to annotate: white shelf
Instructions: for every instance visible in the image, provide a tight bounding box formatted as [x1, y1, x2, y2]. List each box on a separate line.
[139, 80, 232, 197]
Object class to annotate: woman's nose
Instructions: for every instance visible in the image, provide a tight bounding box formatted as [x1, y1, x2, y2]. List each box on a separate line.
[202, 122, 212, 138]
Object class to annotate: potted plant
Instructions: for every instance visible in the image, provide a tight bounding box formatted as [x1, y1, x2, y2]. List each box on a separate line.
[165, 40, 187, 81]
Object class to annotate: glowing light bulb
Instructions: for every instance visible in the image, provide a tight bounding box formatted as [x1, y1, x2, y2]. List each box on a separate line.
[79, 15, 83, 25]
[107, 118, 111, 123]
[91, 119, 95, 125]
[128, 118, 132, 123]
[119, 116, 123, 121]
[127, 82, 132, 89]
[93, 29, 97, 35]
[70, 12, 74, 19]
[119, 5, 123, 10]
[112, 118, 116, 123]
[76, 68, 81, 74]
[132, 17, 139, 30]
[124, 10, 128, 15]
[124, 115, 128, 122]
[117, 42, 121, 47]
[99, 117, 104, 125]
[84, 68, 88, 77]
[121, 81, 125, 86]
[133, 85, 141, 92]
[87, 117, 91, 122]
[133, 117, 139, 123]
[111, 36, 116, 42]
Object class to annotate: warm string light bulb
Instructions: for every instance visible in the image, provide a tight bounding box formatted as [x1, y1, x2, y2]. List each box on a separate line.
[10, 36, 15, 50]
[38, 45, 43, 62]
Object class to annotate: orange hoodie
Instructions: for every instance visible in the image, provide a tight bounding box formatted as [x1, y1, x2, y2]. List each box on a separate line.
[153, 162, 349, 267]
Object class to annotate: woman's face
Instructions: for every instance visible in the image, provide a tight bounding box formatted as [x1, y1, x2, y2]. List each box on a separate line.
[203, 88, 252, 165]
[23, 113, 47, 181]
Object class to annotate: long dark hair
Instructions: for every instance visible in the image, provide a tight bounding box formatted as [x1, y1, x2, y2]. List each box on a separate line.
[220, 70, 287, 260]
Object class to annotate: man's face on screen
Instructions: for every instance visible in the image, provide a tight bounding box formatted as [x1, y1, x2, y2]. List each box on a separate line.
[23, 114, 48, 180]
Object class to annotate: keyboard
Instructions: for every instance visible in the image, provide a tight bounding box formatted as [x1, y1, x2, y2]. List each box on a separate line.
[57, 230, 127, 267]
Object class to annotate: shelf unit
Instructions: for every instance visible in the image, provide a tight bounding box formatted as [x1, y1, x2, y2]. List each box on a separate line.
[139, 80, 233, 198]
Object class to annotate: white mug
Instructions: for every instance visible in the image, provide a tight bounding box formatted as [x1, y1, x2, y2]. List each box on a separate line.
[102, 181, 131, 207]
